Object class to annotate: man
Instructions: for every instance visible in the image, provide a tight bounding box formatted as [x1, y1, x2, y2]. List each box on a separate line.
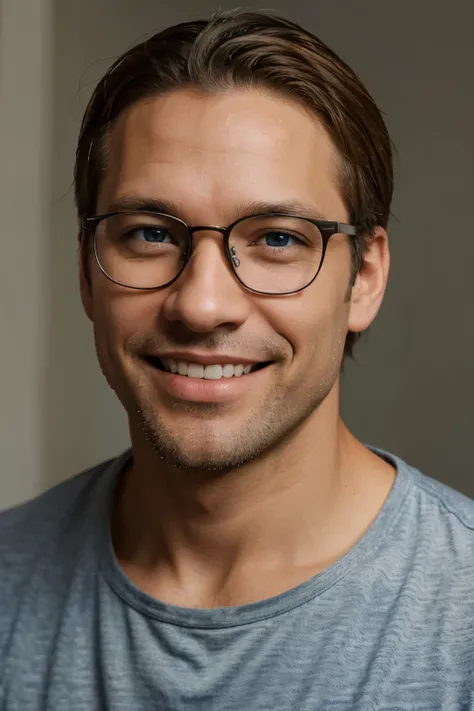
[1, 9, 473, 710]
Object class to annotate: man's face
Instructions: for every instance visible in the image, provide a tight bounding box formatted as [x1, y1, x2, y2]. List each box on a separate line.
[82, 88, 358, 471]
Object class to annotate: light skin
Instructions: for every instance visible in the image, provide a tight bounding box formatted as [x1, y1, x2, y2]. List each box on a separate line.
[80, 87, 394, 608]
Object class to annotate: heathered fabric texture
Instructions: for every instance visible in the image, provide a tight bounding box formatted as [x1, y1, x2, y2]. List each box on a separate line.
[1, 448, 474, 710]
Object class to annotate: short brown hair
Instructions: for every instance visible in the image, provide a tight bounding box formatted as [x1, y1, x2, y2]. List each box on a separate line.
[74, 9, 393, 358]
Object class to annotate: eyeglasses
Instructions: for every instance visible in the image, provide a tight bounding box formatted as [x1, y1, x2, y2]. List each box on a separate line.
[82, 211, 357, 296]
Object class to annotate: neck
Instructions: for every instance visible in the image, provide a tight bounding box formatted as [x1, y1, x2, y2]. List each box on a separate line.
[112, 390, 395, 607]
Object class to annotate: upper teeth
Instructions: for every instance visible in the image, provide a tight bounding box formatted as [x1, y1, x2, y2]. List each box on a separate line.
[160, 359, 253, 379]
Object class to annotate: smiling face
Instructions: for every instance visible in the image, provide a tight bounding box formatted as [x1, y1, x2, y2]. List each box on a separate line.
[81, 88, 384, 471]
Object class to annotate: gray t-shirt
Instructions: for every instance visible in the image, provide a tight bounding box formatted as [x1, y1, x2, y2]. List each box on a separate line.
[1, 447, 474, 710]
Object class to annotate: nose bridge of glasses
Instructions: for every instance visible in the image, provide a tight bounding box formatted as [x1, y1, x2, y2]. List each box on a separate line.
[185, 224, 235, 276]
[188, 225, 228, 238]
[186, 225, 231, 263]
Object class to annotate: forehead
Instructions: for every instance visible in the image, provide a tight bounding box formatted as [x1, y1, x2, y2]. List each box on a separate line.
[98, 88, 346, 221]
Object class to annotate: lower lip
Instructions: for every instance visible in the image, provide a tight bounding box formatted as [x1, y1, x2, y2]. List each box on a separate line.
[145, 362, 271, 403]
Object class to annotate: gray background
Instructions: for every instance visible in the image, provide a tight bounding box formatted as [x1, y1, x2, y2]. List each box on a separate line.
[0, 0, 472, 508]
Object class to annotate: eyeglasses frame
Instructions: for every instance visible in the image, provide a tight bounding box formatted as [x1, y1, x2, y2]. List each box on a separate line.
[82, 211, 357, 296]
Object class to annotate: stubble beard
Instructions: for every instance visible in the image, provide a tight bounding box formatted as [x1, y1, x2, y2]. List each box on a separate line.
[95, 331, 341, 476]
[131, 369, 337, 475]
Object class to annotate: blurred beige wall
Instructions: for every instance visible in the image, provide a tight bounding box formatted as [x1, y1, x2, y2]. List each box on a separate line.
[0, 0, 53, 505]
[1, 0, 473, 508]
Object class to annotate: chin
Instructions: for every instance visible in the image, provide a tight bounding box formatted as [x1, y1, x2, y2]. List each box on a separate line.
[131, 399, 272, 474]
[137, 423, 258, 473]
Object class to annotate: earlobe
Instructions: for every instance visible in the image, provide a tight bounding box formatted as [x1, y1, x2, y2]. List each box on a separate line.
[347, 228, 390, 334]
[79, 234, 94, 322]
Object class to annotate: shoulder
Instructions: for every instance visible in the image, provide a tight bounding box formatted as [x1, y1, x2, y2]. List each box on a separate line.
[382, 449, 474, 586]
[0, 451, 129, 678]
[1, 459, 106, 536]
[401, 455, 474, 533]
[364, 447, 474, 675]
[0, 451, 128, 567]
[395, 455, 474, 668]
[369, 446, 474, 588]
[375, 446, 474, 531]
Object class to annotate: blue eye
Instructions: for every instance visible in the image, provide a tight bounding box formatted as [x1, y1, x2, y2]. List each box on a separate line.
[262, 232, 299, 248]
[136, 227, 173, 243]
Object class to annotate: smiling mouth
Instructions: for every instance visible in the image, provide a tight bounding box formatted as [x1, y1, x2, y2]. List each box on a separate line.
[144, 356, 271, 380]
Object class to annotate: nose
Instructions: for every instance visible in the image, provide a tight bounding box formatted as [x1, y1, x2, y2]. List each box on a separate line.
[160, 232, 252, 333]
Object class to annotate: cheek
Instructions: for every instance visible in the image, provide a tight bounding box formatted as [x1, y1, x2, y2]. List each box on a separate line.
[273, 282, 350, 370]
[90, 286, 155, 399]
[90, 269, 157, 340]
[89, 278, 143, 377]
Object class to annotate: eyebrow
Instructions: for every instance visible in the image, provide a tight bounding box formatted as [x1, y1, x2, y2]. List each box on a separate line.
[104, 195, 330, 223]
[234, 200, 329, 222]
[106, 196, 182, 216]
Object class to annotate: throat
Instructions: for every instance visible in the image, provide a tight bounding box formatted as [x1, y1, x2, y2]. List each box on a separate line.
[116, 550, 329, 609]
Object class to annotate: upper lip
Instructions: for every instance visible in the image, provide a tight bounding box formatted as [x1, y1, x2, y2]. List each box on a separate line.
[145, 352, 265, 366]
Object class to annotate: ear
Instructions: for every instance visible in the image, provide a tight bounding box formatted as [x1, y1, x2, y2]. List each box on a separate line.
[79, 232, 94, 322]
[347, 227, 390, 334]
